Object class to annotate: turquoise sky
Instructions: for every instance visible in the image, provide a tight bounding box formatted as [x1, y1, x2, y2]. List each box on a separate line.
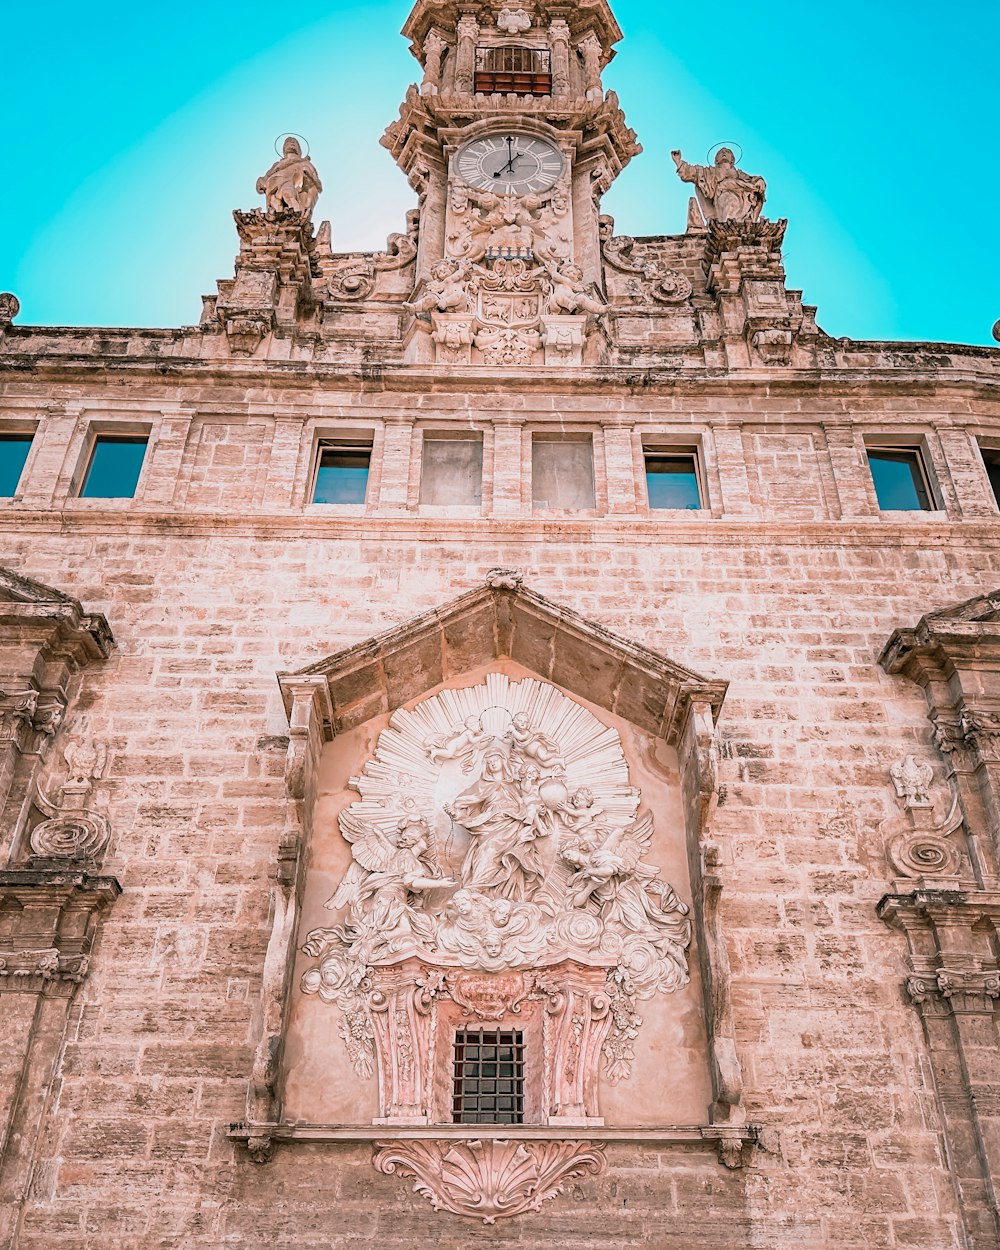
[5, 1, 998, 345]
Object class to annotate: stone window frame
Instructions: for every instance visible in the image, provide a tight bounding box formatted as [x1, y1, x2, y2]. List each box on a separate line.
[411, 423, 488, 516]
[861, 430, 948, 516]
[631, 426, 722, 519]
[972, 433, 1000, 513]
[60, 414, 158, 511]
[0, 418, 41, 503]
[637, 432, 712, 516]
[527, 426, 607, 516]
[301, 421, 381, 515]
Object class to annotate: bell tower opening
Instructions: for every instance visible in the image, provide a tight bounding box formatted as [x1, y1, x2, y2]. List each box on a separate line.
[474, 46, 552, 95]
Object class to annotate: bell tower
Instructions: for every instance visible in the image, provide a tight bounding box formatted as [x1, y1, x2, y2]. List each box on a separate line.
[381, 1, 641, 366]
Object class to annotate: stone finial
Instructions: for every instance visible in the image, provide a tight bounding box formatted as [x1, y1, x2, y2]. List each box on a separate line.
[256, 137, 323, 218]
[671, 147, 766, 225]
[992, 318, 1000, 344]
[0, 292, 19, 327]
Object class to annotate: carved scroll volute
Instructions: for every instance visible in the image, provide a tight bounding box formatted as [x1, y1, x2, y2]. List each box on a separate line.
[278, 674, 333, 814]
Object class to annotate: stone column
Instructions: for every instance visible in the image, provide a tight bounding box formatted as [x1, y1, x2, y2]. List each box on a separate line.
[454, 13, 479, 94]
[577, 31, 603, 100]
[548, 19, 571, 97]
[712, 427, 756, 518]
[420, 31, 447, 96]
[822, 423, 880, 518]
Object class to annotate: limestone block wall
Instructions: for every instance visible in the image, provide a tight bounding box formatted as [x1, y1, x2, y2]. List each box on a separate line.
[0, 514, 995, 1247]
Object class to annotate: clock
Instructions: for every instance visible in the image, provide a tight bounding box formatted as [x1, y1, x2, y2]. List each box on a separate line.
[454, 133, 564, 196]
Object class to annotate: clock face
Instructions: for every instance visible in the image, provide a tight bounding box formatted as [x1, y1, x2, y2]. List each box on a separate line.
[455, 133, 564, 196]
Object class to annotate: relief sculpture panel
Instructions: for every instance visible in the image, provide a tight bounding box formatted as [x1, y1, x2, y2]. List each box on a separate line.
[290, 669, 705, 1130]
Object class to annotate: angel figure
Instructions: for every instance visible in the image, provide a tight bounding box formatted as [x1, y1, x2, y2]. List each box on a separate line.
[324, 811, 454, 963]
[424, 715, 492, 771]
[505, 711, 564, 774]
[545, 261, 609, 317]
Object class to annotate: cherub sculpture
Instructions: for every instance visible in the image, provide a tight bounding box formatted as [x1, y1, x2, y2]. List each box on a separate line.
[505, 711, 564, 773]
[403, 258, 472, 315]
[545, 261, 609, 317]
[424, 715, 492, 771]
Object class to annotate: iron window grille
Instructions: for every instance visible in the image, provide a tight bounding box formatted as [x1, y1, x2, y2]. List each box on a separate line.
[475, 46, 552, 95]
[452, 1029, 525, 1124]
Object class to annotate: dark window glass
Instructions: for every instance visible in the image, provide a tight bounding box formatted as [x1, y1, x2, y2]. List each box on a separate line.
[80, 436, 148, 499]
[981, 449, 1000, 509]
[420, 437, 483, 505]
[313, 445, 371, 505]
[453, 1030, 525, 1124]
[0, 435, 33, 496]
[532, 438, 596, 510]
[645, 454, 702, 510]
[867, 448, 931, 511]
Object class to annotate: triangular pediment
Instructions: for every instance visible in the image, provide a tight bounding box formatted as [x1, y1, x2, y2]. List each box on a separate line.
[279, 573, 726, 744]
[0, 565, 114, 659]
[881, 587, 1000, 677]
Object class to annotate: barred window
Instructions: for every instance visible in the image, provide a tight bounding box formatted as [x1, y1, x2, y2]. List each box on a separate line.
[453, 1030, 525, 1124]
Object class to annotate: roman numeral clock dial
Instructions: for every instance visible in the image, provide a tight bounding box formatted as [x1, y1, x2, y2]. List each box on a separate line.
[455, 133, 564, 196]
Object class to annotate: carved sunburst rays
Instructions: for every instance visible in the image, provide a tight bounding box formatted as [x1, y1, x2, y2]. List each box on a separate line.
[347, 675, 639, 870]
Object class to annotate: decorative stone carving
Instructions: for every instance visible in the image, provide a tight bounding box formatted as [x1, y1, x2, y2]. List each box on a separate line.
[577, 31, 604, 101]
[29, 739, 111, 863]
[993, 318, 1000, 345]
[300, 674, 692, 1101]
[224, 314, 271, 357]
[328, 262, 375, 301]
[256, 137, 322, 217]
[0, 946, 90, 984]
[671, 147, 766, 224]
[431, 314, 475, 363]
[750, 327, 793, 365]
[372, 1138, 607, 1223]
[404, 258, 473, 315]
[598, 220, 693, 306]
[890, 755, 934, 809]
[484, 567, 524, 590]
[497, 7, 532, 35]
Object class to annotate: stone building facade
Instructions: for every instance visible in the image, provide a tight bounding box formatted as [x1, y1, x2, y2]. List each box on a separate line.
[2, 2, 1000, 1247]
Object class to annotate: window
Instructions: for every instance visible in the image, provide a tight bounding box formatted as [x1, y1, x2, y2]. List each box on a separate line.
[980, 446, 1000, 509]
[866, 447, 933, 511]
[645, 451, 702, 510]
[419, 434, 483, 506]
[79, 435, 148, 499]
[532, 437, 596, 510]
[313, 442, 371, 505]
[453, 1029, 525, 1124]
[0, 434, 33, 496]
[475, 46, 552, 95]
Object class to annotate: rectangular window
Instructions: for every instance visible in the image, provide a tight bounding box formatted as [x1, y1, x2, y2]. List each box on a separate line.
[453, 1029, 525, 1124]
[980, 446, 1000, 509]
[313, 442, 371, 505]
[532, 437, 596, 511]
[645, 452, 702, 510]
[0, 434, 33, 497]
[866, 447, 933, 511]
[79, 435, 148, 499]
[419, 435, 483, 506]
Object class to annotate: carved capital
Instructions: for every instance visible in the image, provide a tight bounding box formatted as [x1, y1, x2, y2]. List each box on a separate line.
[372, 1138, 607, 1223]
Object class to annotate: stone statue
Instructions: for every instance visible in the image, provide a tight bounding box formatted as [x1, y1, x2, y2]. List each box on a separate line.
[256, 137, 323, 217]
[670, 147, 765, 223]
[403, 258, 472, 315]
[545, 261, 609, 317]
[890, 755, 934, 809]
